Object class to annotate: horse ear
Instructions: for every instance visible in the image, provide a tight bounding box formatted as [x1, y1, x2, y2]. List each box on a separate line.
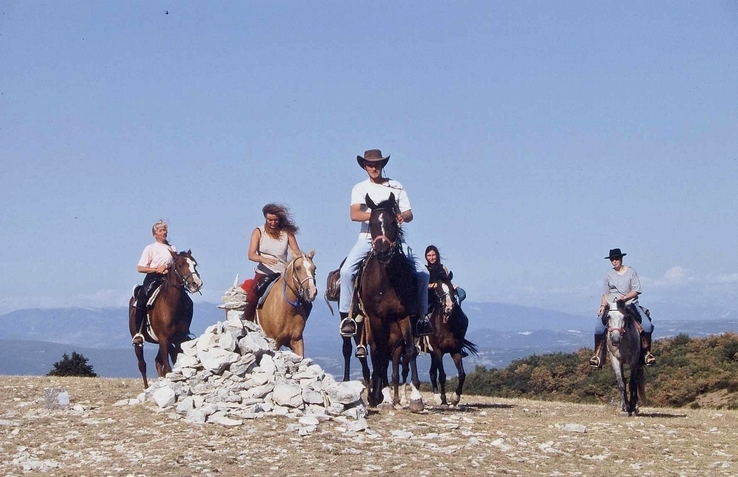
[365, 194, 377, 209]
[447, 271, 454, 281]
[169, 250, 177, 257]
[187, 249, 191, 255]
[308, 249, 315, 259]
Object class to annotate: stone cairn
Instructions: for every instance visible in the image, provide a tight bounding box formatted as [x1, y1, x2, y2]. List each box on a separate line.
[127, 279, 368, 432]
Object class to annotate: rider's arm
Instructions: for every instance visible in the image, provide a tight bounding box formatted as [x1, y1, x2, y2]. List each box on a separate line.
[287, 233, 300, 257]
[398, 209, 413, 224]
[350, 203, 371, 222]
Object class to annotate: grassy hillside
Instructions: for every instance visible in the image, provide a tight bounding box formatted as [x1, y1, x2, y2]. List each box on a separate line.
[459, 332, 738, 409]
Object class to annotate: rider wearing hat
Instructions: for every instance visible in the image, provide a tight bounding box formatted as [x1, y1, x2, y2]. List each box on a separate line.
[590, 248, 656, 368]
[339, 149, 432, 356]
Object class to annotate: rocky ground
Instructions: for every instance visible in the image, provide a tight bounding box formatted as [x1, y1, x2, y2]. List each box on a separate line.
[1, 375, 737, 476]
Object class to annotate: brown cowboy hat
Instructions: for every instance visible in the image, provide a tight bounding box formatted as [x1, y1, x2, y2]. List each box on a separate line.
[356, 149, 390, 168]
[605, 248, 627, 260]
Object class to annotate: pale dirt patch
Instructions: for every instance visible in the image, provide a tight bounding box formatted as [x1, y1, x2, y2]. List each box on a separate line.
[1, 375, 737, 476]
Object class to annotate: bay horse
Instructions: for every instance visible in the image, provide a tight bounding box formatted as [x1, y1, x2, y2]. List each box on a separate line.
[128, 250, 202, 389]
[424, 270, 478, 407]
[359, 193, 423, 411]
[605, 298, 646, 416]
[255, 250, 318, 356]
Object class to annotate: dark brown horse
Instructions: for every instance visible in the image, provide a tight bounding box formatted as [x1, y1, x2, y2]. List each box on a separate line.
[605, 298, 646, 416]
[255, 251, 318, 356]
[359, 193, 423, 411]
[128, 250, 202, 389]
[423, 270, 478, 407]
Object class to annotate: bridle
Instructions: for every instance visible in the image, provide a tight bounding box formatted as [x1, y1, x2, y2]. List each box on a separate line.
[282, 255, 315, 307]
[433, 282, 457, 323]
[370, 207, 400, 261]
[173, 255, 202, 294]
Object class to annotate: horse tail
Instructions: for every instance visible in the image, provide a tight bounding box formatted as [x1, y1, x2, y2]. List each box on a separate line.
[461, 339, 479, 357]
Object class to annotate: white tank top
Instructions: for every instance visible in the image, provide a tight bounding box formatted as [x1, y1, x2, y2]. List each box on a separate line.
[256, 225, 289, 275]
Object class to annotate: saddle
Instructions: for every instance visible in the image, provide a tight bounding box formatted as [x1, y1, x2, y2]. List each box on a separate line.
[324, 257, 365, 318]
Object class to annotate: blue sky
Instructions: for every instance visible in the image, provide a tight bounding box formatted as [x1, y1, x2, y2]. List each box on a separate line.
[1, 2, 737, 318]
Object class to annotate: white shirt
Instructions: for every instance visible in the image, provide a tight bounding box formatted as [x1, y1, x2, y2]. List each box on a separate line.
[138, 242, 177, 269]
[350, 178, 411, 237]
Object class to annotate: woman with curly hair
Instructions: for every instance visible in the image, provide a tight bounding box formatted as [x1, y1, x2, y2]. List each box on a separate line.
[243, 203, 301, 320]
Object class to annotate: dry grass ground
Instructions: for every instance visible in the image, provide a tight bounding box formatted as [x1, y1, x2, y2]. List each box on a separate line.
[1, 375, 737, 476]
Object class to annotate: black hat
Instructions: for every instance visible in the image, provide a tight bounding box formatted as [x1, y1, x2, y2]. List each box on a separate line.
[605, 248, 626, 260]
[356, 149, 390, 169]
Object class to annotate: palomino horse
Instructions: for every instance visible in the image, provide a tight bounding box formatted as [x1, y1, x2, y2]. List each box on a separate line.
[605, 298, 646, 416]
[128, 250, 202, 389]
[254, 251, 318, 356]
[359, 193, 423, 411]
[424, 270, 478, 407]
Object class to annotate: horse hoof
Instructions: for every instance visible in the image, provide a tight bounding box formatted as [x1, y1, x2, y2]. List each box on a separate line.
[449, 393, 461, 407]
[408, 399, 424, 413]
[377, 402, 395, 411]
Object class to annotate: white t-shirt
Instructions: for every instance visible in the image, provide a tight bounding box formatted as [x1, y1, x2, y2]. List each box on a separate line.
[256, 225, 289, 275]
[350, 178, 411, 237]
[138, 242, 177, 269]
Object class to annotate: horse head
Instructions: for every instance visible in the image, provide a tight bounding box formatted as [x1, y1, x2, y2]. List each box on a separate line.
[366, 193, 402, 265]
[170, 250, 203, 294]
[287, 250, 318, 303]
[606, 298, 629, 346]
[431, 272, 457, 322]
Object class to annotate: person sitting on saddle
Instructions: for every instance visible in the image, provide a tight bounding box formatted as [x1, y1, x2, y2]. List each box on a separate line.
[132, 220, 177, 346]
[425, 245, 467, 305]
[590, 248, 656, 368]
[243, 203, 302, 321]
[339, 149, 432, 351]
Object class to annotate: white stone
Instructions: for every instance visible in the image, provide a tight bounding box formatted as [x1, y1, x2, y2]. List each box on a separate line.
[326, 380, 365, 406]
[199, 348, 240, 373]
[258, 354, 277, 376]
[180, 339, 198, 357]
[273, 381, 304, 408]
[564, 423, 587, 433]
[153, 387, 176, 408]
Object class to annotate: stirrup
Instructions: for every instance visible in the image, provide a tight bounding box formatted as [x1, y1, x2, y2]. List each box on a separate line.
[415, 318, 433, 337]
[355, 344, 367, 358]
[644, 352, 656, 366]
[340, 317, 357, 337]
[131, 333, 144, 347]
[589, 355, 601, 368]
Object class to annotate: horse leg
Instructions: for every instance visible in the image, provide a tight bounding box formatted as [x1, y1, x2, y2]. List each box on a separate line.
[390, 345, 402, 407]
[359, 356, 371, 389]
[429, 351, 446, 406]
[368, 347, 385, 408]
[628, 362, 641, 416]
[449, 351, 465, 407]
[429, 351, 440, 404]
[610, 356, 628, 413]
[401, 323, 424, 412]
[291, 338, 305, 358]
[342, 336, 352, 382]
[133, 343, 148, 389]
[156, 338, 172, 377]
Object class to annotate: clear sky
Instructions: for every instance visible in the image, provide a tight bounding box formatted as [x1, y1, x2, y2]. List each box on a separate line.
[1, 2, 737, 318]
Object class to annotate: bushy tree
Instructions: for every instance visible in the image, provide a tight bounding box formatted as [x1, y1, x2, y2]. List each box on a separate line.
[47, 351, 97, 377]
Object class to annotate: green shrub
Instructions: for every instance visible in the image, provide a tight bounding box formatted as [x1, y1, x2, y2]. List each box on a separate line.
[47, 352, 97, 377]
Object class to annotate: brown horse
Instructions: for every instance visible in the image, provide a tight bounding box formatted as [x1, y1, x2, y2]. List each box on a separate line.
[423, 270, 478, 407]
[128, 250, 202, 389]
[359, 193, 423, 411]
[255, 251, 318, 356]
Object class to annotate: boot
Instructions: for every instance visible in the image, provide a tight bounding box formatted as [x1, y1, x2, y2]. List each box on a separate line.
[415, 315, 433, 336]
[132, 306, 146, 346]
[339, 312, 357, 336]
[243, 300, 257, 322]
[589, 333, 606, 368]
[641, 331, 656, 366]
[354, 321, 367, 358]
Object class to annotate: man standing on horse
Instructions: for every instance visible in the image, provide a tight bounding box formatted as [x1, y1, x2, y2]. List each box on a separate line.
[590, 248, 656, 368]
[339, 149, 432, 349]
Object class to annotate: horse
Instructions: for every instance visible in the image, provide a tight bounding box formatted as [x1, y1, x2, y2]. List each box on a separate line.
[605, 298, 646, 416]
[359, 193, 424, 411]
[422, 270, 478, 407]
[255, 250, 318, 356]
[128, 250, 202, 389]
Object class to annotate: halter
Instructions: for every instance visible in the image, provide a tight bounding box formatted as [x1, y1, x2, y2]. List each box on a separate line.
[370, 207, 400, 259]
[282, 255, 315, 307]
[433, 283, 457, 323]
[173, 256, 202, 294]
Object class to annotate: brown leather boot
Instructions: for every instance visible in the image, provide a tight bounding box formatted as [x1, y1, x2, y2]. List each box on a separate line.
[589, 333, 606, 368]
[339, 312, 357, 336]
[641, 332, 656, 366]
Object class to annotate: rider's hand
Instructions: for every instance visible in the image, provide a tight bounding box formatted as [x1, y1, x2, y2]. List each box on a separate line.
[262, 257, 278, 267]
[598, 304, 605, 315]
[396, 213, 404, 224]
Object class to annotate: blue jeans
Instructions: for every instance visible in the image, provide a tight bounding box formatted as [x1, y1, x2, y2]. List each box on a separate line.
[339, 237, 429, 316]
[595, 302, 653, 334]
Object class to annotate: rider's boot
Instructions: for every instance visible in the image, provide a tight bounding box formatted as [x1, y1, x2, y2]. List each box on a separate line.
[340, 312, 357, 337]
[589, 333, 606, 368]
[354, 324, 367, 358]
[641, 331, 656, 366]
[132, 289, 147, 346]
[415, 314, 433, 337]
[243, 300, 257, 322]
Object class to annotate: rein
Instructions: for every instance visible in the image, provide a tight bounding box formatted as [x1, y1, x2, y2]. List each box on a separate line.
[172, 256, 202, 294]
[282, 256, 314, 308]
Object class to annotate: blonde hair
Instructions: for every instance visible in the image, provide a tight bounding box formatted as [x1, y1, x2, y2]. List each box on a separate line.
[151, 220, 168, 236]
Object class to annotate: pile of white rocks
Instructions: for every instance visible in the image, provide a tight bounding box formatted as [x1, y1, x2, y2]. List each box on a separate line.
[123, 281, 368, 431]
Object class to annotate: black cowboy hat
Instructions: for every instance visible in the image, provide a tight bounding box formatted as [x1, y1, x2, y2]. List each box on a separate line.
[605, 248, 627, 260]
[356, 149, 390, 168]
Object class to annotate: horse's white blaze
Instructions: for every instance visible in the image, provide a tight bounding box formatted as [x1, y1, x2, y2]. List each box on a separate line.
[378, 213, 386, 236]
[440, 282, 454, 312]
[185, 257, 202, 287]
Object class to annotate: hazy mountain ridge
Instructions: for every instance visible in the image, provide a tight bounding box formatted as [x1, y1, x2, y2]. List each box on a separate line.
[1, 302, 736, 379]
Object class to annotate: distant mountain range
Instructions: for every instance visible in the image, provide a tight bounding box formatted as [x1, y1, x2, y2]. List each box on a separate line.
[1, 301, 736, 380]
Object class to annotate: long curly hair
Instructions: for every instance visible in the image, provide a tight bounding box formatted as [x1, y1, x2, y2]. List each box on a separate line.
[262, 203, 299, 238]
